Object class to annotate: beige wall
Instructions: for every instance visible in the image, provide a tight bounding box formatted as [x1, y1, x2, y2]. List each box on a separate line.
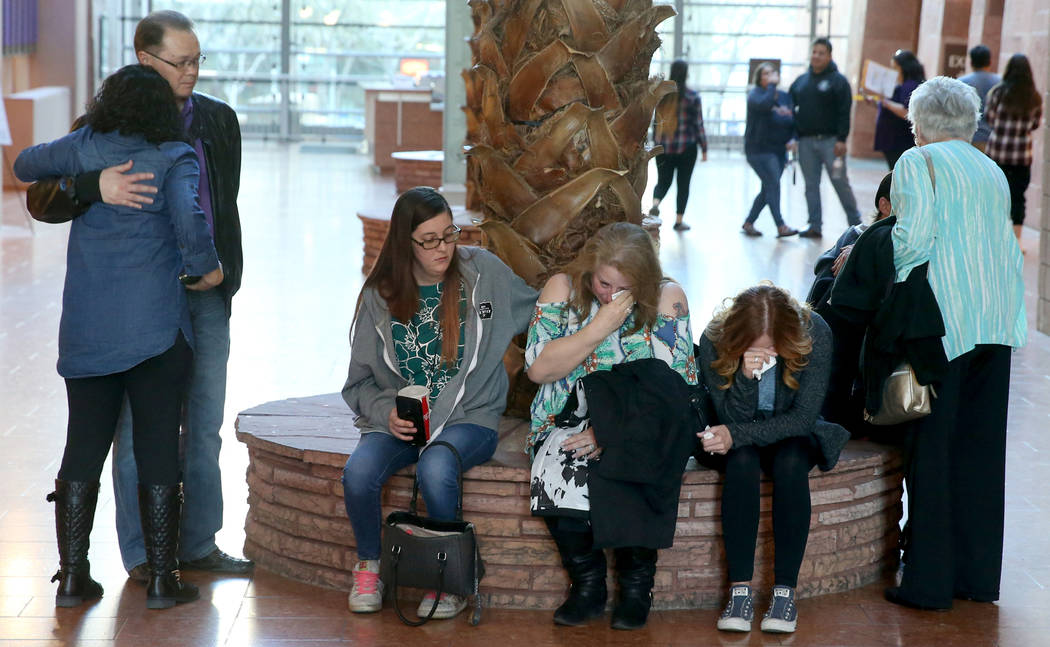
[2, 3, 91, 117]
[846, 0, 923, 159]
[1002, 0, 1050, 332]
[968, 0, 1004, 63]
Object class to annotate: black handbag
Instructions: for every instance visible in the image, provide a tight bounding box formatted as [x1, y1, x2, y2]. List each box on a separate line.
[380, 441, 484, 626]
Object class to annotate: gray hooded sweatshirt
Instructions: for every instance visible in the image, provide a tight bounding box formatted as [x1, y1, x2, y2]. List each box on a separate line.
[342, 247, 538, 438]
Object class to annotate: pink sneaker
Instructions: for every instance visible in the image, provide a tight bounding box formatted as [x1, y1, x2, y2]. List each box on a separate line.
[416, 591, 467, 619]
[348, 560, 383, 613]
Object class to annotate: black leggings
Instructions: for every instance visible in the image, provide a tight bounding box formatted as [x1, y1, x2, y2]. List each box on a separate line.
[720, 436, 817, 587]
[882, 147, 911, 170]
[997, 162, 1031, 226]
[58, 334, 192, 485]
[653, 143, 699, 215]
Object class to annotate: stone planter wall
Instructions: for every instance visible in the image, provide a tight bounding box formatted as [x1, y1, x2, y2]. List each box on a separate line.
[237, 394, 904, 609]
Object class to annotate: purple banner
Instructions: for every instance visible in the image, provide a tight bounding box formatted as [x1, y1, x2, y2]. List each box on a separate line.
[3, 0, 39, 55]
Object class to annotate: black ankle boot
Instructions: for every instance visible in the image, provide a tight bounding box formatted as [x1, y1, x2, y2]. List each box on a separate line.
[139, 483, 199, 609]
[548, 525, 608, 626]
[611, 546, 657, 630]
[48, 480, 104, 607]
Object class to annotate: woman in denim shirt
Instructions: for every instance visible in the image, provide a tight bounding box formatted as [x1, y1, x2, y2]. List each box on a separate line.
[742, 63, 800, 238]
[14, 65, 222, 611]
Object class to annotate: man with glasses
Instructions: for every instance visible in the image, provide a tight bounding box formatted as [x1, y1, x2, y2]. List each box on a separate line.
[25, 10, 251, 580]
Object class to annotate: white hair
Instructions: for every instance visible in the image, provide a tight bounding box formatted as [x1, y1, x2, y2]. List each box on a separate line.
[907, 76, 980, 142]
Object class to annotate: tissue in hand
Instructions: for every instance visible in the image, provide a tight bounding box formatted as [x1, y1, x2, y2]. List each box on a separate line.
[753, 356, 777, 380]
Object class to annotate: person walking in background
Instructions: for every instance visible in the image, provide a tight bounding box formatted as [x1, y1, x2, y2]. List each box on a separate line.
[24, 10, 252, 581]
[959, 45, 1001, 153]
[789, 38, 862, 239]
[742, 62, 799, 238]
[651, 59, 708, 232]
[871, 50, 925, 169]
[985, 53, 1043, 244]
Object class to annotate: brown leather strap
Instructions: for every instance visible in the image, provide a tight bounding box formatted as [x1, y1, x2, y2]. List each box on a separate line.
[918, 147, 936, 195]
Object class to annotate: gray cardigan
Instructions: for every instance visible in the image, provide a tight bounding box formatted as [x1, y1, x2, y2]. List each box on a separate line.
[697, 311, 848, 471]
[342, 247, 538, 437]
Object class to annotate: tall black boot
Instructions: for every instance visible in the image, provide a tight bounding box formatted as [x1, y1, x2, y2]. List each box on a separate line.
[48, 480, 104, 607]
[611, 546, 657, 630]
[548, 522, 608, 626]
[139, 483, 199, 609]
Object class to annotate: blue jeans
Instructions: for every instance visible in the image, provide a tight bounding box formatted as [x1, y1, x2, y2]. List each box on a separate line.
[112, 289, 230, 569]
[342, 423, 499, 560]
[745, 152, 787, 227]
[797, 135, 861, 229]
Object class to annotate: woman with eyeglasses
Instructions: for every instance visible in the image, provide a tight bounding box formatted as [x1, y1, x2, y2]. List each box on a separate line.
[340, 186, 538, 618]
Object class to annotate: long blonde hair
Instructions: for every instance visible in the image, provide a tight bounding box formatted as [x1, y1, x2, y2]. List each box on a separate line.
[561, 222, 663, 334]
[706, 283, 812, 390]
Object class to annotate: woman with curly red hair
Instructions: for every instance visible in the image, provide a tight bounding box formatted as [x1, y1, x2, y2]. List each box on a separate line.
[696, 283, 847, 635]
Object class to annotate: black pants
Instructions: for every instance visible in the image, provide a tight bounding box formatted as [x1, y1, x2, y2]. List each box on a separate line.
[716, 436, 818, 587]
[898, 344, 1011, 607]
[882, 147, 911, 170]
[653, 143, 698, 215]
[58, 335, 192, 486]
[996, 163, 1031, 226]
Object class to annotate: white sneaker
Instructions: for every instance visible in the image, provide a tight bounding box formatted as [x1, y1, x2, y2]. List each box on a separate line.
[348, 560, 383, 613]
[716, 585, 754, 632]
[760, 585, 798, 633]
[416, 592, 468, 619]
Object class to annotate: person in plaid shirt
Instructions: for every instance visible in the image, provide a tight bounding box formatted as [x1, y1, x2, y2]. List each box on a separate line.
[650, 59, 708, 231]
[985, 53, 1043, 243]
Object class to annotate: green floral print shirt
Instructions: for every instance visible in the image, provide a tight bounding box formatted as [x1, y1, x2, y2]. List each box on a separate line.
[524, 297, 697, 455]
[391, 282, 466, 400]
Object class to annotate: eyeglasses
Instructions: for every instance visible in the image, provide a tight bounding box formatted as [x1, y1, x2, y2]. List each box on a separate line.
[146, 51, 206, 71]
[412, 225, 462, 249]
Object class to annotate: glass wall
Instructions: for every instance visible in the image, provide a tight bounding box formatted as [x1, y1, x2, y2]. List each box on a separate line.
[93, 0, 445, 140]
[651, 0, 854, 147]
[94, 0, 851, 144]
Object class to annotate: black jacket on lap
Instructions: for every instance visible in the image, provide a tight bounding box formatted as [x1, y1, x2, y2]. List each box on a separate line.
[581, 359, 698, 550]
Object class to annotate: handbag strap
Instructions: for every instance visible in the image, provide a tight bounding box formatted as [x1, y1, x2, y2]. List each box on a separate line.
[408, 440, 465, 520]
[388, 544, 449, 627]
[918, 147, 936, 195]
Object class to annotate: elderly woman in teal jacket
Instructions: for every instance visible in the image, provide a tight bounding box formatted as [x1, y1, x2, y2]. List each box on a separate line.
[884, 76, 1025, 611]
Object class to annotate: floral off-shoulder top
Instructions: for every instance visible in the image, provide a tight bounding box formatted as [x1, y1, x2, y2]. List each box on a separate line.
[524, 295, 697, 456]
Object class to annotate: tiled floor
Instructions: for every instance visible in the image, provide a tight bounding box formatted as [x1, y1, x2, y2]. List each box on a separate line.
[1, 144, 1048, 646]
